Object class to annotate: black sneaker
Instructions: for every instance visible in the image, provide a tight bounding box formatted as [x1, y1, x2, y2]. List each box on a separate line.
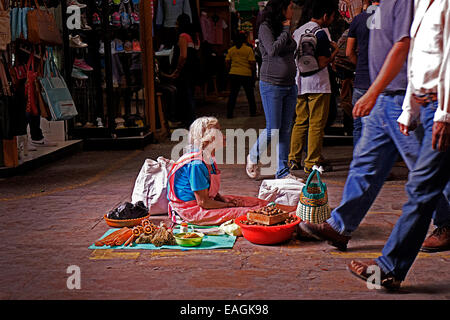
[289, 160, 302, 171]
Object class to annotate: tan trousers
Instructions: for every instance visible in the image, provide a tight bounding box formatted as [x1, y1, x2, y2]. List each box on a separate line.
[289, 93, 331, 169]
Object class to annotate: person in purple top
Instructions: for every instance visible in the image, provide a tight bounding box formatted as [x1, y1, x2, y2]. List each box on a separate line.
[346, 1, 379, 147]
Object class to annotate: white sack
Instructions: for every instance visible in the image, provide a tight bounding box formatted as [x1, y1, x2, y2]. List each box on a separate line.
[131, 157, 175, 215]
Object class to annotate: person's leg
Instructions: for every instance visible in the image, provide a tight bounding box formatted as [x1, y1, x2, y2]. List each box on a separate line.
[288, 94, 308, 165]
[249, 81, 281, 164]
[327, 95, 400, 235]
[305, 93, 331, 169]
[432, 182, 450, 228]
[226, 74, 241, 118]
[385, 94, 421, 171]
[27, 113, 44, 142]
[376, 103, 450, 281]
[352, 88, 367, 148]
[303, 93, 331, 170]
[242, 76, 257, 116]
[276, 84, 298, 178]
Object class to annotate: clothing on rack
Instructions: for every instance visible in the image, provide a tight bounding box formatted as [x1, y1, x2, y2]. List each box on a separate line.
[200, 11, 228, 45]
[156, 0, 192, 28]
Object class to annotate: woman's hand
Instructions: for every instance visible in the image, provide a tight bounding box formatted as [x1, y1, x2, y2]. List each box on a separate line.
[223, 196, 247, 207]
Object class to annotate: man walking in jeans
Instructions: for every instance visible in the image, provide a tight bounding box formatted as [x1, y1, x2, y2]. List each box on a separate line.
[299, 0, 450, 253]
[348, 0, 450, 290]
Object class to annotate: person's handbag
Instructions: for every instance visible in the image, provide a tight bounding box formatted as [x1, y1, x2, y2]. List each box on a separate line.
[35, 53, 51, 120]
[24, 51, 39, 116]
[0, 0, 11, 51]
[27, 0, 62, 45]
[296, 166, 331, 224]
[131, 157, 175, 215]
[39, 48, 77, 120]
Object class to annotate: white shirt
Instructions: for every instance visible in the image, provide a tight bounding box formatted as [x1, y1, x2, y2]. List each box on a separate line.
[398, 0, 450, 125]
[294, 22, 332, 95]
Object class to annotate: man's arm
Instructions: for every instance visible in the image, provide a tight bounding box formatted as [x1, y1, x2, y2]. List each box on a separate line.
[433, 6, 450, 151]
[353, 37, 411, 118]
[346, 37, 358, 65]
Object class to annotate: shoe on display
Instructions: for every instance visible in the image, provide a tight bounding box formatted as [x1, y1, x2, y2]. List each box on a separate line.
[75, 122, 83, 127]
[67, 0, 87, 8]
[111, 40, 117, 54]
[132, 39, 141, 52]
[92, 12, 101, 25]
[96, 117, 104, 128]
[81, 14, 92, 30]
[71, 68, 89, 80]
[73, 58, 93, 71]
[111, 12, 122, 27]
[115, 117, 126, 129]
[31, 138, 58, 147]
[124, 41, 133, 53]
[69, 34, 88, 48]
[99, 40, 105, 54]
[130, 12, 140, 24]
[115, 39, 124, 53]
[83, 122, 96, 128]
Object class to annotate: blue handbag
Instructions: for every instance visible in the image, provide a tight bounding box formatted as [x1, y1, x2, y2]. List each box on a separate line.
[10, 6, 18, 41]
[39, 48, 78, 121]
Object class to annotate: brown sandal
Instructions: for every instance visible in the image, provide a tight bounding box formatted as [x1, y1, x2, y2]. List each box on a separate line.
[347, 260, 402, 291]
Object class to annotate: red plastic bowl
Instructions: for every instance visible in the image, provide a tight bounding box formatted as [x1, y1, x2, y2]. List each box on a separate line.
[235, 214, 301, 245]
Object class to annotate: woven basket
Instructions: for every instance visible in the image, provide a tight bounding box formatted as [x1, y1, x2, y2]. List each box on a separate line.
[296, 169, 331, 224]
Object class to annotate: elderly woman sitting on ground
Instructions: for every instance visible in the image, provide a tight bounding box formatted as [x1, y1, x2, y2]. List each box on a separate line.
[167, 116, 272, 226]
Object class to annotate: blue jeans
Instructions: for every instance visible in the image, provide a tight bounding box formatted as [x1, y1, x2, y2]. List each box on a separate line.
[249, 81, 297, 179]
[376, 102, 450, 281]
[352, 88, 367, 148]
[327, 94, 450, 236]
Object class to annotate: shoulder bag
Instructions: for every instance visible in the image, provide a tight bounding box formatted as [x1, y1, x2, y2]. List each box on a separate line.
[39, 48, 77, 120]
[27, 0, 62, 45]
[0, 0, 11, 51]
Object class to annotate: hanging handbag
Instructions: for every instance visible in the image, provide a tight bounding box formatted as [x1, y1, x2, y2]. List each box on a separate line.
[0, 0, 11, 51]
[27, 0, 62, 45]
[39, 48, 77, 120]
[35, 50, 51, 120]
[296, 166, 331, 224]
[24, 51, 39, 116]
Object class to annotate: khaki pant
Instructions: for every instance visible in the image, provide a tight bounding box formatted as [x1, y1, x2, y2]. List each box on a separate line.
[289, 93, 331, 169]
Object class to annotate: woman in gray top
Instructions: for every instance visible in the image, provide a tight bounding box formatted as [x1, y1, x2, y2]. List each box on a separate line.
[246, 0, 301, 181]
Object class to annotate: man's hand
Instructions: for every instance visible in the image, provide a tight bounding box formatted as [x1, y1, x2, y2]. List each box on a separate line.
[353, 91, 379, 118]
[398, 121, 418, 136]
[282, 19, 291, 27]
[432, 121, 450, 152]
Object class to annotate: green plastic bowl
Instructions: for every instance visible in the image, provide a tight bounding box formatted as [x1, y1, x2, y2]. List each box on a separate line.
[174, 232, 205, 247]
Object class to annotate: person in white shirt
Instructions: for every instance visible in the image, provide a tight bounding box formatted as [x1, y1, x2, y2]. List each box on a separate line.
[348, 0, 450, 290]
